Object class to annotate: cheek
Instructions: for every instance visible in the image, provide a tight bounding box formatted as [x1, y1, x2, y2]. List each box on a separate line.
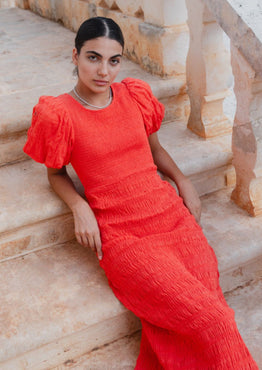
[110, 65, 121, 78]
[78, 60, 96, 74]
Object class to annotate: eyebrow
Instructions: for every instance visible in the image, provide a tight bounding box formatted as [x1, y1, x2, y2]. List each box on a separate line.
[86, 51, 122, 58]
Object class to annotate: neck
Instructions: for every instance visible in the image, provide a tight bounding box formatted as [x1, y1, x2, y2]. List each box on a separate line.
[75, 82, 111, 107]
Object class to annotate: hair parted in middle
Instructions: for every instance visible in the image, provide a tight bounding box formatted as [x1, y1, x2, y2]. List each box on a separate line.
[75, 16, 125, 54]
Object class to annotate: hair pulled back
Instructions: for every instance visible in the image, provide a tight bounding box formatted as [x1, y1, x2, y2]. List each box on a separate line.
[75, 17, 124, 54]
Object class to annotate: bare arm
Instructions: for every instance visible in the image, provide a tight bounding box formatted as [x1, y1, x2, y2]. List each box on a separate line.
[47, 167, 103, 260]
[148, 132, 201, 223]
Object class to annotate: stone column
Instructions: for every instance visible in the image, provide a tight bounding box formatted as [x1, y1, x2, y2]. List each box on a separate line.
[142, 0, 189, 76]
[231, 44, 262, 216]
[1, 0, 16, 7]
[185, 0, 232, 138]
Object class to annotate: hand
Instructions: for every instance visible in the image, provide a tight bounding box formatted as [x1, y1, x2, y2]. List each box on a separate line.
[177, 178, 202, 224]
[72, 200, 103, 260]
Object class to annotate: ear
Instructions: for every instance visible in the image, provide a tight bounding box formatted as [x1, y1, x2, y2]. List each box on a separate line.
[72, 48, 78, 66]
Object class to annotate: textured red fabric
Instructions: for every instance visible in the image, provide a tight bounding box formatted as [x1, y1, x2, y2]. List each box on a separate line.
[24, 78, 258, 369]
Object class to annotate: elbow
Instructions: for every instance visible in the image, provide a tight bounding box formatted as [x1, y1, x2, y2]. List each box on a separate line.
[47, 166, 66, 184]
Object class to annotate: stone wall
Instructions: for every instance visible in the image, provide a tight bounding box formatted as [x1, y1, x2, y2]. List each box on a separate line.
[0, 0, 16, 7]
[15, 0, 189, 77]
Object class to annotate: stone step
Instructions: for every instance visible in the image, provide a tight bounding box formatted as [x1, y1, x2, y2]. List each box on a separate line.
[52, 332, 141, 370]
[0, 244, 262, 370]
[0, 239, 261, 369]
[0, 241, 141, 369]
[52, 279, 262, 370]
[158, 121, 233, 196]
[224, 278, 262, 368]
[201, 188, 262, 292]
[53, 279, 262, 369]
[0, 120, 233, 261]
[0, 7, 186, 167]
[1, 165, 261, 294]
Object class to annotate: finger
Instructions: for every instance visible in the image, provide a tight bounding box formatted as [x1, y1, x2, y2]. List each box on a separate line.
[94, 233, 103, 260]
[75, 233, 82, 246]
[81, 234, 90, 248]
[87, 234, 96, 251]
[75, 232, 86, 246]
[195, 209, 201, 225]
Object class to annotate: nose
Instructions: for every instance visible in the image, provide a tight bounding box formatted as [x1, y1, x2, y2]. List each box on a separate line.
[97, 61, 108, 77]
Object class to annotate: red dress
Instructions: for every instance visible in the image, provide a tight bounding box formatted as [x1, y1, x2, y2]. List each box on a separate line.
[24, 78, 258, 369]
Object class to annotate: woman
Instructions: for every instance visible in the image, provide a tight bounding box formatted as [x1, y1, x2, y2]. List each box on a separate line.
[24, 17, 258, 369]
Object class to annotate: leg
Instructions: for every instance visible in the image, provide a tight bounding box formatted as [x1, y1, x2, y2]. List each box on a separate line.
[101, 235, 258, 369]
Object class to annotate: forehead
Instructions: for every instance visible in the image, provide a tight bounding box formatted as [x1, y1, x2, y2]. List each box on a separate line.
[81, 37, 123, 55]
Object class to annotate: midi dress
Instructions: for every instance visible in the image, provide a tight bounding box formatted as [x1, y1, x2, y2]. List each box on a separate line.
[24, 78, 258, 369]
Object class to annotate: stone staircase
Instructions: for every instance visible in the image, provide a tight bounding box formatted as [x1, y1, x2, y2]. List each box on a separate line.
[0, 7, 261, 369]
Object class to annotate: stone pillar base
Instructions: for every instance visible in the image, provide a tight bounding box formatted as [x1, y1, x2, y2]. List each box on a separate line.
[231, 177, 262, 217]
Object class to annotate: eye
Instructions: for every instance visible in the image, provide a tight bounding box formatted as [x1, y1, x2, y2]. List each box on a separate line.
[110, 58, 121, 66]
[88, 55, 98, 62]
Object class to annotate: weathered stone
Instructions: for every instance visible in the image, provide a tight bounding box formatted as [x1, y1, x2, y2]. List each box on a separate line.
[54, 279, 262, 369]
[14, 0, 189, 76]
[201, 187, 262, 292]
[224, 278, 262, 367]
[202, 0, 262, 78]
[53, 331, 141, 370]
[158, 121, 233, 196]
[185, 0, 233, 138]
[0, 214, 75, 262]
[143, 0, 188, 27]
[231, 45, 262, 216]
[0, 0, 16, 8]
[0, 242, 141, 368]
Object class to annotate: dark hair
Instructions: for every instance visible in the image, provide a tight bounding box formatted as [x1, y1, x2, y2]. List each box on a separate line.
[75, 17, 124, 54]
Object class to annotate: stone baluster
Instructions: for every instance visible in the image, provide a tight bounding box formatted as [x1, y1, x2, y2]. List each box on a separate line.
[231, 44, 262, 216]
[185, 0, 232, 138]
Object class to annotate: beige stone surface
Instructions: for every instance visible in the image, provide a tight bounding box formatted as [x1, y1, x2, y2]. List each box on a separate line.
[202, 0, 262, 78]
[230, 45, 262, 216]
[185, 0, 233, 138]
[158, 121, 233, 195]
[0, 161, 73, 234]
[229, 0, 262, 42]
[201, 188, 262, 292]
[0, 214, 75, 262]
[14, 0, 190, 76]
[53, 332, 141, 370]
[0, 242, 141, 367]
[0, 0, 15, 8]
[54, 279, 262, 369]
[224, 278, 262, 367]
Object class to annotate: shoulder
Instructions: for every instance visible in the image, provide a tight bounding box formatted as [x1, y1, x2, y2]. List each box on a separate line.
[116, 78, 165, 136]
[33, 94, 71, 125]
[24, 94, 74, 168]
[119, 77, 153, 98]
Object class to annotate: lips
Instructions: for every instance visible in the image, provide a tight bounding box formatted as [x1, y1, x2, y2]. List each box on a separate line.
[93, 80, 109, 86]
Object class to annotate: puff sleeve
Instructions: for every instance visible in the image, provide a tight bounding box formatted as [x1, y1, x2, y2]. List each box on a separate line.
[23, 96, 74, 168]
[122, 78, 165, 136]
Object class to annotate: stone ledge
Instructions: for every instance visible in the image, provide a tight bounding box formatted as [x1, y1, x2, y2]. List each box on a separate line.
[0, 121, 232, 236]
[52, 331, 141, 370]
[202, 0, 262, 77]
[201, 188, 262, 292]
[54, 279, 262, 369]
[224, 278, 262, 367]
[0, 242, 141, 367]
